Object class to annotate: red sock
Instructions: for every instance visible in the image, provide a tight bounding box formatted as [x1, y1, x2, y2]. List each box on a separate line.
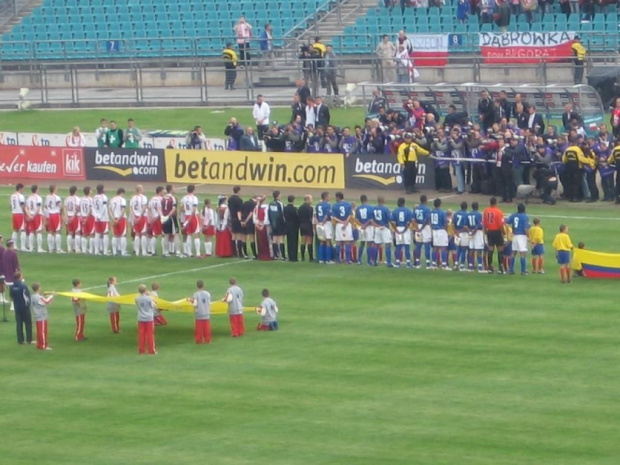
[352, 245, 357, 262]
[559, 268, 565, 281]
[539, 257, 544, 270]
[531, 258, 537, 272]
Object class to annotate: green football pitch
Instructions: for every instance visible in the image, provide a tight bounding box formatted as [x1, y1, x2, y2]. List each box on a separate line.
[0, 181, 619, 464]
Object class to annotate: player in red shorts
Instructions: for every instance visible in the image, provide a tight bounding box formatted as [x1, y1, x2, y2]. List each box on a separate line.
[180, 184, 201, 257]
[92, 184, 110, 255]
[110, 188, 128, 256]
[10, 183, 27, 252]
[130, 185, 149, 256]
[25, 185, 44, 253]
[79, 186, 95, 254]
[147, 187, 164, 255]
[202, 198, 215, 257]
[44, 185, 64, 253]
[64, 186, 81, 253]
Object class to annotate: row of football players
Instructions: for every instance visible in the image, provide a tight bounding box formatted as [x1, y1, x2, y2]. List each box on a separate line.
[9, 183, 218, 257]
[313, 192, 544, 274]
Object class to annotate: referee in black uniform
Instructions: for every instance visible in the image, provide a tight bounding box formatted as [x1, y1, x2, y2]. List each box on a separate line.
[298, 195, 314, 261]
[228, 185, 244, 257]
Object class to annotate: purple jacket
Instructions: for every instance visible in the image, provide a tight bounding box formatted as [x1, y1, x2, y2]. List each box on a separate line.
[2, 249, 20, 283]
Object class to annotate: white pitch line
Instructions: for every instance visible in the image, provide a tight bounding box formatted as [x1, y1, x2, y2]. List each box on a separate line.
[82, 259, 249, 291]
[536, 214, 620, 221]
[439, 194, 457, 200]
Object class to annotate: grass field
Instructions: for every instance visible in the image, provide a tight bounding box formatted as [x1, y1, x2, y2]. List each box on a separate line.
[0, 107, 367, 135]
[0, 181, 619, 464]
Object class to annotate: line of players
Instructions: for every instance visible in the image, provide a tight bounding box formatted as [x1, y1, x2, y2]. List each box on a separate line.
[9, 183, 216, 258]
[315, 192, 543, 275]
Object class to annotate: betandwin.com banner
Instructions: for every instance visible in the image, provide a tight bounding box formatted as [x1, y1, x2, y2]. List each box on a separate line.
[165, 149, 345, 189]
[85, 147, 166, 182]
[346, 153, 435, 191]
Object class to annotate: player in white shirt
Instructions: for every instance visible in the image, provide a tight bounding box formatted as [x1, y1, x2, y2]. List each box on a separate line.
[25, 185, 44, 253]
[147, 187, 164, 255]
[79, 186, 95, 254]
[92, 184, 110, 255]
[44, 185, 64, 253]
[64, 186, 81, 253]
[202, 198, 215, 257]
[110, 188, 128, 256]
[180, 184, 201, 257]
[130, 185, 149, 256]
[10, 183, 27, 251]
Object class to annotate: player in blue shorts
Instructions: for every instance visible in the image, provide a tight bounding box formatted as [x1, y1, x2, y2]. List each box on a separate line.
[372, 196, 392, 267]
[529, 217, 545, 274]
[452, 201, 470, 272]
[391, 197, 413, 268]
[412, 195, 432, 269]
[355, 195, 375, 265]
[315, 192, 333, 264]
[331, 192, 353, 264]
[506, 203, 531, 275]
[467, 202, 485, 272]
[430, 198, 449, 270]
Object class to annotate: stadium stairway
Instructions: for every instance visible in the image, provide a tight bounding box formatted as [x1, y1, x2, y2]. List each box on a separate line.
[0, 0, 44, 35]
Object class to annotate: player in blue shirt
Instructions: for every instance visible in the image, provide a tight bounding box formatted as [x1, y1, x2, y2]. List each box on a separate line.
[467, 202, 485, 272]
[331, 192, 353, 264]
[452, 201, 470, 271]
[373, 196, 392, 267]
[355, 195, 375, 265]
[506, 203, 531, 275]
[412, 195, 432, 269]
[315, 191, 333, 264]
[391, 197, 413, 268]
[430, 198, 449, 270]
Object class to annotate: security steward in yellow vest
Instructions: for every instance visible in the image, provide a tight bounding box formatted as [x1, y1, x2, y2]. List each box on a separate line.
[562, 141, 586, 202]
[571, 36, 586, 85]
[223, 44, 238, 90]
[313, 38, 327, 86]
[607, 141, 620, 203]
[397, 132, 430, 194]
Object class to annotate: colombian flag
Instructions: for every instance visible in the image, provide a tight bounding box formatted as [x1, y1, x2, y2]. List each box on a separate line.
[573, 249, 620, 279]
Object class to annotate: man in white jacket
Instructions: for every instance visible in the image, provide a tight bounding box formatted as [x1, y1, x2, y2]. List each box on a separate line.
[252, 94, 271, 140]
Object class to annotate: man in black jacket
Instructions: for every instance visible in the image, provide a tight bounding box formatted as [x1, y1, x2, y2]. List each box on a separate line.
[315, 97, 331, 129]
[283, 195, 299, 262]
[268, 191, 286, 260]
[478, 90, 494, 131]
[10, 271, 32, 345]
[291, 94, 305, 125]
[298, 195, 314, 262]
[296, 79, 311, 106]
[562, 103, 583, 131]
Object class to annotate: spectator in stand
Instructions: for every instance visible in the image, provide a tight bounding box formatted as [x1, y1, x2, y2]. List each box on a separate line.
[259, 23, 275, 71]
[559, 0, 571, 16]
[296, 79, 311, 106]
[376, 35, 397, 82]
[520, 0, 538, 23]
[339, 127, 358, 156]
[515, 103, 528, 130]
[396, 31, 413, 55]
[321, 126, 339, 153]
[478, 90, 494, 132]
[315, 96, 331, 128]
[457, 0, 470, 22]
[571, 36, 586, 85]
[67, 126, 86, 147]
[299, 45, 316, 86]
[223, 43, 238, 90]
[105, 120, 123, 148]
[479, 0, 496, 23]
[527, 106, 545, 135]
[510, 0, 521, 15]
[234, 16, 252, 64]
[611, 97, 620, 139]
[400, 0, 408, 14]
[495, 0, 511, 32]
[313, 37, 327, 88]
[368, 89, 387, 114]
[124, 118, 142, 149]
[396, 45, 412, 83]
[324, 45, 339, 97]
[240, 127, 261, 152]
[252, 94, 271, 140]
[225, 117, 244, 150]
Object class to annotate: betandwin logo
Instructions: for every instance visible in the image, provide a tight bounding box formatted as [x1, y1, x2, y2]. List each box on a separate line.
[85, 148, 165, 182]
[350, 154, 403, 187]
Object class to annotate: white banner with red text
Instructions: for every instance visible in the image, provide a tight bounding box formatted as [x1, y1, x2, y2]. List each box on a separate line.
[479, 31, 577, 64]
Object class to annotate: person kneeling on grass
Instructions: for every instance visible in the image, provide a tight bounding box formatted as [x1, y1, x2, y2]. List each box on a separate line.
[31, 283, 55, 351]
[256, 288, 279, 331]
[150, 282, 168, 326]
[552, 224, 574, 284]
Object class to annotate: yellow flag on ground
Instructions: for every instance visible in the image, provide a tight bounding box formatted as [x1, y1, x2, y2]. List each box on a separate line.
[55, 292, 254, 315]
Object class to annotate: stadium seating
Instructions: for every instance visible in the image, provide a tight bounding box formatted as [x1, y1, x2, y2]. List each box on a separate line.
[0, 0, 331, 60]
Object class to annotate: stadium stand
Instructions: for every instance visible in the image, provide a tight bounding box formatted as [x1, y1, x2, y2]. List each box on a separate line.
[0, 0, 333, 60]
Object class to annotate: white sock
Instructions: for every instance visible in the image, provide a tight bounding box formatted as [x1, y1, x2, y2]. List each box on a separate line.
[169, 239, 175, 255]
[133, 236, 140, 255]
[120, 237, 127, 255]
[11, 231, 18, 245]
[67, 236, 74, 253]
[162, 238, 168, 255]
[94, 235, 101, 254]
[205, 241, 213, 256]
[88, 237, 94, 254]
[111, 237, 118, 254]
[28, 234, 34, 252]
[75, 235, 81, 253]
[149, 237, 155, 254]
[82, 237, 88, 253]
[47, 233, 55, 252]
[55, 234, 62, 251]
[37, 233, 43, 251]
[102, 235, 109, 254]
[20, 231, 26, 249]
[141, 236, 148, 256]
[185, 237, 192, 256]
[194, 238, 201, 256]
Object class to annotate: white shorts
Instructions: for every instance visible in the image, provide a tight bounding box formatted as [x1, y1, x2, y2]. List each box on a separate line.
[335, 223, 353, 242]
[359, 225, 375, 242]
[469, 230, 485, 250]
[316, 222, 333, 241]
[432, 229, 449, 247]
[374, 226, 392, 245]
[512, 234, 528, 253]
[458, 232, 470, 248]
[417, 225, 432, 243]
[394, 229, 412, 245]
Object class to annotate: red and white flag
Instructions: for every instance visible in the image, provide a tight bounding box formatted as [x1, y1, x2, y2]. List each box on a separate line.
[410, 34, 449, 67]
[479, 31, 577, 64]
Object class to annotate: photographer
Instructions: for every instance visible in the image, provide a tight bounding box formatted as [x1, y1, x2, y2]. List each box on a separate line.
[363, 127, 386, 154]
[263, 126, 286, 153]
[186, 125, 208, 149]
[320, 126, 340, 153]
[339, 127, 358, 157]
[280, 124, 305, 152]
[224, 118, 244, 150]
[532, 162, 559, 205]
[431, 128, 452, 193]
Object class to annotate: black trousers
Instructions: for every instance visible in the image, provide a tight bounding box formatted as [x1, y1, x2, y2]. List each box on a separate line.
[256, 124, 269, 140]
[403, 161, 418, 193]
[238, 43, 250, 63]
[587, 170, 599, 200]
[564, 161, 581, 201]
[286, 226, 299, 262]
[502, 170, 514, 202]
[615, 170, 620, 201]
[493, 166, 504, 196]
[574, 59, 584, 84]
[15, 306, 32, 344]
[225, 66, 237, 89]
[325, 73, 339, 95]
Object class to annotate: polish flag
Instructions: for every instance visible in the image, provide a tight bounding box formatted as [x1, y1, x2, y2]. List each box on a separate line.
[410, 34, 449, 67]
